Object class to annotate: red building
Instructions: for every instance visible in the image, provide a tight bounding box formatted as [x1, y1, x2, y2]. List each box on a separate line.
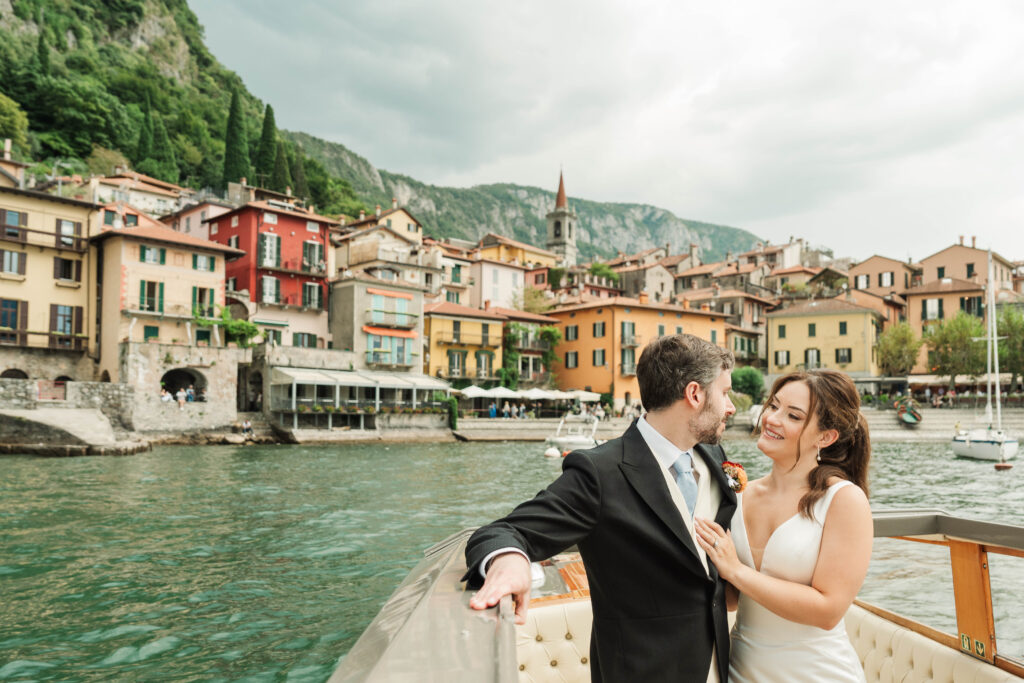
[205, 200, 340, 347]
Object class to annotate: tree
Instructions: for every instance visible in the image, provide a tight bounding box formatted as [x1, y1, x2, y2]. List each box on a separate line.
[290, 147, 309, 201]
[499, 322, 525, 389]
[731, 366, 765, 402]
[512, 286, 553, 314]
[138, 115, 178, 183]
[588, 262, 620, 283]
[85, 145, 130, 177]
[254, 104, 277, 186]
[876, 322, 923, 377]
[923, 312, 986, 390]
[135, 95, 154, 163]
[36, 25, 50, 76]
[221, 88, 249, 189]
[270, 139, 291, 193]
[998, 307, 1024, 393]
[0, 92, 29, 156]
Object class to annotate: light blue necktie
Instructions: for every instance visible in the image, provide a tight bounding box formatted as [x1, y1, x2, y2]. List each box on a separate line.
[671, 450, 698, 517]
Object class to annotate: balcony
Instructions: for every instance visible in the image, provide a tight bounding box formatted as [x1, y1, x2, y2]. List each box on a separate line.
[258, 257, 327, 277]
[621, 333, 642, 348]
[517, 338, 552, 352]
[365, 351, 416, 370]
[437, 367, 463, 379]
[125, 302, 219, 319]
[620, 362, 637, 377]
[433, 330, 500, 347]
[259, 292, 323, 311]
[475, 368, 499, 380]
[364, 309, 418, 329]
[0, 328, 86, 350]
[1, 225, 86, 252]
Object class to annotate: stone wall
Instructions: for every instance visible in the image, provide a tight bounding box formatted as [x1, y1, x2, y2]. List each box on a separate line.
[0, 378, 135, 430]
[120, 341, 250, 432]
[0, 347, 97, 381]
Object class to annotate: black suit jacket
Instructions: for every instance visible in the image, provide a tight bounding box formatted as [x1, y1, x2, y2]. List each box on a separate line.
[465, 420, 738, 682]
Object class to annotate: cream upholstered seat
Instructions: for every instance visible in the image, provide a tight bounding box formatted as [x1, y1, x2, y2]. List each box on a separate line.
[845, 604, 1022, 683]
[515, 600, 593, 683]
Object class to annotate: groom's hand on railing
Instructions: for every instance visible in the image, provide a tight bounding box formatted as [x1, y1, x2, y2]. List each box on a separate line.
[469, 553, 532, 625]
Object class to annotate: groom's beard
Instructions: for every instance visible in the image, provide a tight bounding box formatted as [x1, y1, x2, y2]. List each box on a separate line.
[690, 395, 725, 445]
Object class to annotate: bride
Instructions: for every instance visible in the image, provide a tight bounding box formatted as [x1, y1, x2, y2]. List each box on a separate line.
[695, 369, 872, 682]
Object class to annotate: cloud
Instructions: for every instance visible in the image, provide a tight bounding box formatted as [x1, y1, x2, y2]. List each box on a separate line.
[191, 0, 1024, 261]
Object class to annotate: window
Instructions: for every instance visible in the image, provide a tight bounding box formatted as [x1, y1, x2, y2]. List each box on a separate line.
[303, 241, 324, 271]
[966, 263, 975, 278]
[124, 214, 138, 227]
[481, 323, 490, 347]
[140, 245, 165, 264]
[554, 220, 562, 238]
[774, 350, 790, 366]
[408, 222, 416, 232]
[565, 351, 578, 368]
[264, 329, 282, 345]
[104, 210, 116, 226]
[658, 324, 665, 337]
[193, 254, 216, 272]
[261, 276, 281, 304]
[2, 209, 26, 242]
[258, 233, 281, 267]
[839, 321, 847, 335]
[185, 216, 192, 233]
[447, 350, 465, 377]
[808, 323, 816, 337]
[56, 219, 78, 248]
[227, 277, 237, 292]
[937, 266, 945, 278]
[779, 324, 786, 339]
[53, 257, 80, 281]
[196, 329, 211, 344]
[293, 332, 317, 348]
[210, 221, 218, 235]
[565, 325, 578, 341]
[0, 299, 23, 344]
[306, 220, 320, 233]
[711, 329, 717, 344]
[621, 320, 636, 344]
[228, 235, 239, 249]
[621, 348, 636, 375]
[50, 304, 75, 348]
[676, 326, 683, 335]
[300, 283, 321, 309]
[593, 321, 605, 338]
[960, 296, 983, 317]
[836, 348, 852, 364]
[231, 215, 239, 227]
[593, 348, 606, 366]
[452, 321, 461, 343]
[451, 264, 462, 283]
[536, 272, 547, 284]
[143, 325, 159, 340]
[879, 272, 894, 288]
[2, 250, 25, 275]
[192, 287, 216, 317]
[805, 348, 821, 368]
[923, 298, 943, 321]
[445, 290, 460, 304]
[139, 280, 163, 312]
[855, 274, 869, 289]
[492, 269, 499, 284]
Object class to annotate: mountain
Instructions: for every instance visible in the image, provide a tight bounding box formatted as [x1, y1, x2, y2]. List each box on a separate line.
[0, 0, 762, 263]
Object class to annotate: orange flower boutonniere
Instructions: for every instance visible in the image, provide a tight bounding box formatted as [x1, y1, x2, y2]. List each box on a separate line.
[722, 461, 747, 493]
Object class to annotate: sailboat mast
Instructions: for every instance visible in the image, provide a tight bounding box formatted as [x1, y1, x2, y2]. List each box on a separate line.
[989, 250, 1003, 431]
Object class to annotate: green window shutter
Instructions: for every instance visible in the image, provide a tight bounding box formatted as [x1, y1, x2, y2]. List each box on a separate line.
[159, 248, 166, 264]
[258, 234, 266, 265]
[209, 256, 216, 272]
[139, 280, 146, 308]
[274, 236, 281, 266]
[209, 288, 215, 310]
[274, 278, 281, 303]
[139, 245, 146, 262]
[302, 285, 309, 307]
[158, 282, 164, 312]
[938, 299, 944, 319]
[192, 254, 198, 270]
[192, 286, 197, 311]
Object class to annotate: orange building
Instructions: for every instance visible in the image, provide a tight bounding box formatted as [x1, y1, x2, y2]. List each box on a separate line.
[546, 294, 726, 411]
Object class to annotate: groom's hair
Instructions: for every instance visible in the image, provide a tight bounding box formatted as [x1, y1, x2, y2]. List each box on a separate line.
[637, 334, 734, 412]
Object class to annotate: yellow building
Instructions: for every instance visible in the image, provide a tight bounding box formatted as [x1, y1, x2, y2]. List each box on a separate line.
[423, 301, 506, 382]
[477, 232, 560, 269]
[767, 298, 881, 380]
[0, 187, 98, 378]
[90, 204, 243, 382]
[546, 294, 726, 411]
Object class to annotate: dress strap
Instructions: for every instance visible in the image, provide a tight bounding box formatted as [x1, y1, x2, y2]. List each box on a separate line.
[813, 480, 854, 523]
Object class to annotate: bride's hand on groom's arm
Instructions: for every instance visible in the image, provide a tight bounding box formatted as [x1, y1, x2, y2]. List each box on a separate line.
[469, 553, 532, 625]
[694, 518, 743, 582]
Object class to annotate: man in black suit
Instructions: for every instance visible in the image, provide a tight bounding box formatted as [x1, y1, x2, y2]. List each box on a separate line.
[465, 334, 737, 682]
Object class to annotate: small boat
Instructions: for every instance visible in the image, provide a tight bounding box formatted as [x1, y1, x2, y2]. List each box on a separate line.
[543, 413, 599, 452]
[330, 510, 1024, 682]
[951, 251, 1018, 465]
[893, 396, 922, 428]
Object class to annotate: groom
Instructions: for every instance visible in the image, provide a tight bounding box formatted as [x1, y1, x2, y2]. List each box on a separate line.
[465, 334, 738, 682]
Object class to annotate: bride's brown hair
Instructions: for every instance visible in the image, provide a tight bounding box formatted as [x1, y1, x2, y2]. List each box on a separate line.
[757, 369, 870, 518]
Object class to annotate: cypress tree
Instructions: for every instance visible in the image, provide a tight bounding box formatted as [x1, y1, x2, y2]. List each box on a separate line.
[270, 139, 291, 194]
[135, 95, 154, 164]
[221, 88, 249, 189]
[36, 28, 50, 76]
[255, 104, 276, 187]
[151, 116, 178, 182]
[289, 146, 309, 201]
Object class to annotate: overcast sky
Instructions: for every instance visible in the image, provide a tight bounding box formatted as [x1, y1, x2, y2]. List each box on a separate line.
[190, 0, 1024, 263]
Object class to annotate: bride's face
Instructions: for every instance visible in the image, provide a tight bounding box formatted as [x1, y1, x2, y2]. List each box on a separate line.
[757, 380, 823, 464]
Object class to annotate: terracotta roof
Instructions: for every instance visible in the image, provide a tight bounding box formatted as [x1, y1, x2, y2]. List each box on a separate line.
[607, 246, 662, 267]
[548, 295, 721, 317]
[215, 200, 339, 226]
[676, 261, 727, 277]
[899, 278, 984, 296]
[91, 204, 244, 256]
[331, 271, 427, 292]
[851, 255, 921, 271]
[614, 262, 670, 274]
[678, 287, 777, 306]
[159, 199, 234, 223]
[107, 171, 189, 194]
[479, 232, 558, 257]
[738, 244, 785, 257]
[767, 298, 880, 318]
[0, 185, 99, 210]
[769, 265, 820, 276]
[424, 301, 509, 320]
[845, 289, 907, 306]
[555, 171, 568, 209]
[474, 257, 528, 270]
[344, 206, 424, 231]
[99, 176, 180, 198]
[659, 254, 691, 268]
[333, 222, 417, 245]
[489, 307, 559, 324]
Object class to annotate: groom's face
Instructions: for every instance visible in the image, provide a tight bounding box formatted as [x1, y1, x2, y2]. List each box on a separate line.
[689, 370, 735, 444]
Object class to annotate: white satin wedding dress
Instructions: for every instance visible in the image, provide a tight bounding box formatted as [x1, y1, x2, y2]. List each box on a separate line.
[728, 481, 866, 682]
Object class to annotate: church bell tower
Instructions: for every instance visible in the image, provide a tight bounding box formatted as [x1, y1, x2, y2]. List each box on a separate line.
[546, 171, 578, 267]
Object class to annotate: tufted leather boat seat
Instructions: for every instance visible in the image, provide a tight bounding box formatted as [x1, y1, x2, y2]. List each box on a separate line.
[514, 600, 1022, 682]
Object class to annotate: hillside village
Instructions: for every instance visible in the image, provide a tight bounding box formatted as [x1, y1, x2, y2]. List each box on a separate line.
[2, 137, 1024, 442]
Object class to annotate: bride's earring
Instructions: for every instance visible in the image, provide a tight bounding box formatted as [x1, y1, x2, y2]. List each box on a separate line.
[816, 445, 822, 463]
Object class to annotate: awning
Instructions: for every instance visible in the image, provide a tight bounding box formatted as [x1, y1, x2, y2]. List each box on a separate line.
[254, 318, 289, 327]
[362, 325, 418, 339]
[355, 370, 416, 389]
[367, 287, 413, 300]
[270, 367, 377, 387]
[402, 374, 452, 391]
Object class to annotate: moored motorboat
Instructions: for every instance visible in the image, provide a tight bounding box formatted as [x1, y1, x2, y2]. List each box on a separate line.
[543, 414, 599, 453]
[330, 511, 1024, 682]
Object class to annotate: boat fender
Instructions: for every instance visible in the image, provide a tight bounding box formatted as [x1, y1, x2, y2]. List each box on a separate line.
[543, 446, 561, 458]
[562, 450, 571, 458]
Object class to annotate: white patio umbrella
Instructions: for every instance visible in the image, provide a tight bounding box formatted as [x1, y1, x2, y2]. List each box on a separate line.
[546, 390, 575, 400]
[520, 387, 556, 400]
[458, 385, 490, 399]
[485, 386, 522, 399]
[568, 389, 602, 402]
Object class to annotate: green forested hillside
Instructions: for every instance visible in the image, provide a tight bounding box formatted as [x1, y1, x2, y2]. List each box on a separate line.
[0, 0, 761, 262]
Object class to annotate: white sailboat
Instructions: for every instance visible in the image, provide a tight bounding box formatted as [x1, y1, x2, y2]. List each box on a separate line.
[951, 250, 1019, 462]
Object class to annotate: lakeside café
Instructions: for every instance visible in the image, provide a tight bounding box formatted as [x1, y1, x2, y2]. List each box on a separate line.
[456, 386, 601, 418]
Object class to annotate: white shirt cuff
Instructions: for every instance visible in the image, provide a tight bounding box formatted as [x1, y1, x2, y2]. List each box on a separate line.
[479, 547, 529, 580]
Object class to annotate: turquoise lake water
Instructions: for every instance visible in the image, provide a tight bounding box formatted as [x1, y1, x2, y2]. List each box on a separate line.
[1, 438, 1022, 681]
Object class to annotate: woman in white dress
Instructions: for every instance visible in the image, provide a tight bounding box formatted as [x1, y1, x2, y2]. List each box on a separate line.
[695, 369, 873, 682]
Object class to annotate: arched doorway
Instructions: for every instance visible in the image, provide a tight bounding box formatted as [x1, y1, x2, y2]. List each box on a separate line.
[1, 368, 28, 379]
[160, 368, 208, 402]
[100, 370, 111, 383]
[55, 375, 73, 382]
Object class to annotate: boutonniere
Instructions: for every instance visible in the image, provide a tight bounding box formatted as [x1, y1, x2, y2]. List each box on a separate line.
[722, 461, 747, 492]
